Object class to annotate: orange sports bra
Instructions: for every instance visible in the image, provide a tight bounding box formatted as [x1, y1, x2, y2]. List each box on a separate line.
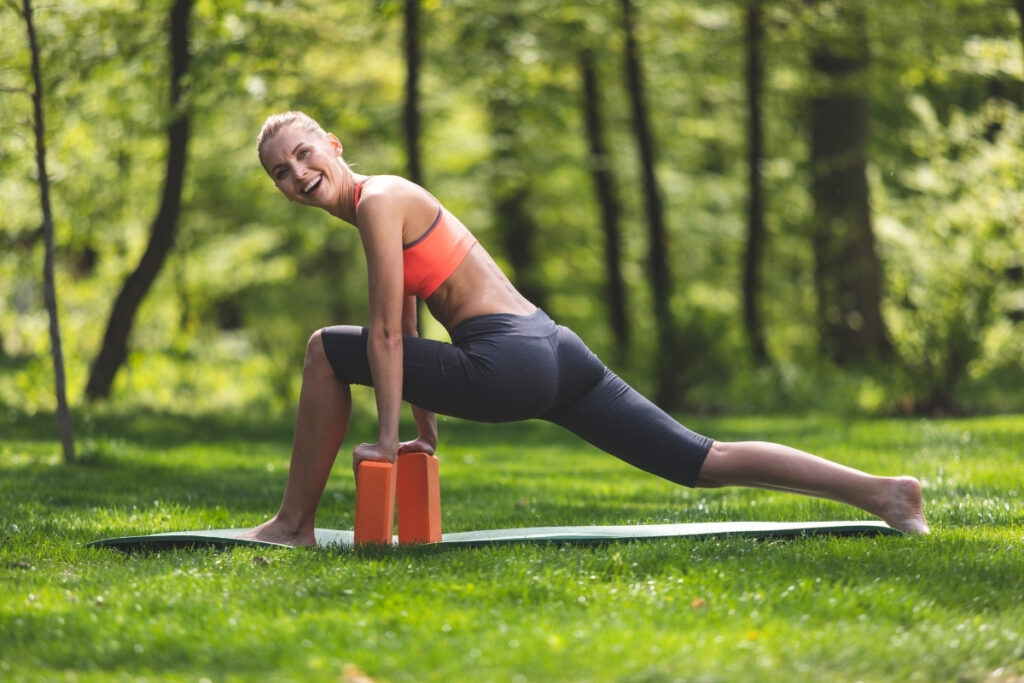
[354, 178, 477, 299]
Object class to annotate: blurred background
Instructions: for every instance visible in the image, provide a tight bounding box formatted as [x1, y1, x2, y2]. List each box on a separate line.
[2, 0, 1022, 419]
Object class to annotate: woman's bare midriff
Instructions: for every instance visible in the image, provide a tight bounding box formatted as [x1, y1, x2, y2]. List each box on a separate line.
[425, 244, 537, 331]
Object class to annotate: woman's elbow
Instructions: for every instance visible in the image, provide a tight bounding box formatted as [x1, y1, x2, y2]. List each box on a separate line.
[369, 325, 403, 348]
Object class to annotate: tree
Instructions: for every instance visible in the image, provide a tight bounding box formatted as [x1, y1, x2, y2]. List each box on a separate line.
[86, 0, 193, 399]
[14, 0, 76, 462]
[580, 47, 630, 361]
[404, 0, 428, 335]
[619, 0, 678, 405]
[481, 8, 548, 310]
[1017, 0, 1024, 56]
[743, 1, 768, 364]
[808, 0, 890, 363]
[404, 0, 423, 187]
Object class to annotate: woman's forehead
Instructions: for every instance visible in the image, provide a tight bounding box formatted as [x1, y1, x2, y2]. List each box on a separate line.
[261, 126, 317, 161]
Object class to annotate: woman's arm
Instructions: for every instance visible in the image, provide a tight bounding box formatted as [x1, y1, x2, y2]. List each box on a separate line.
[401, 296, 438, 453]
[355, 192, 407, 462]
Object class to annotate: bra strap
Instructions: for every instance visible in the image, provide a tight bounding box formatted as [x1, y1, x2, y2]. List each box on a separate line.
[353, 177, 370, 210]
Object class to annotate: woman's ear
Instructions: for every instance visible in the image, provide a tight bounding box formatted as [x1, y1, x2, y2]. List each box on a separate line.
[327, 133, 344, 157]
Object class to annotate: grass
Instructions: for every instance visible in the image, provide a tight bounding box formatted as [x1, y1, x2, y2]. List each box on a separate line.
[1, 407, 1022, 682]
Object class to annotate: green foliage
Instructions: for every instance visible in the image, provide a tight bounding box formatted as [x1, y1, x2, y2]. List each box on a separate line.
[879, 94, 1024, 413]
[1, 0, 1021, 415]
[2, 411, 1023, 680]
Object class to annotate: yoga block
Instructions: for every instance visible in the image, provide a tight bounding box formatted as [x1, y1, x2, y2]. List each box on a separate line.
[397, 452, 442, 544]
[354, 461, 396, 545]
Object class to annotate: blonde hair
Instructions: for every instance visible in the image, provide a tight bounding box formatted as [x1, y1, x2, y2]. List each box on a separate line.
[256, 111, 329, 160]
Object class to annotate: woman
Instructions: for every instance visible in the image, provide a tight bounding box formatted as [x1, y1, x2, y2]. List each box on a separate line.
[241, 111, 928, 546]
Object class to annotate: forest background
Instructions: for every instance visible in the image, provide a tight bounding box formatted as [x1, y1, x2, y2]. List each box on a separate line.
[2, 0, 1022, 440]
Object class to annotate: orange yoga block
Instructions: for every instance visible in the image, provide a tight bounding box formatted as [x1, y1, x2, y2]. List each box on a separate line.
[396, 452, 442, 544]
[354, 461, 396, 545]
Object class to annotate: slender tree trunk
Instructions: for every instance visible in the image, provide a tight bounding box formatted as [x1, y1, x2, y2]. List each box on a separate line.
[403, 0, 428, 335]
[85, 0, 193, 399]
[1001, 1, 1023, 328]
[1016, 0, 1024, 58]
[483, 12, 546, 310]
[580, 48, 629, 361]
[619, 0, 677, 405]
[743, 3, 769, 365]
[808, 2, 890, 363]
[22, 0, 75, 462]
[491, 156, 546, 310]
[404, 0, 422, 186]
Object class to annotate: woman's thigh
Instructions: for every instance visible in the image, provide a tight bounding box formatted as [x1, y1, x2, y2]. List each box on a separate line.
[318, 325, 559, 422]
[545, 368, 712, 488]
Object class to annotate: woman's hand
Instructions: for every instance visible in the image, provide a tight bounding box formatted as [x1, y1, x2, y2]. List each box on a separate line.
[398, 436, 436, 456]
[352, 442, 398, 478]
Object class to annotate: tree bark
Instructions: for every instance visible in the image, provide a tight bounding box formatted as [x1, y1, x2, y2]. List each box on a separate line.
[483, 12, 546, 310]
[492, 166, 546, 310]
[403, 0, 428, 335]
[22, 0, 75, 462]
[86, 0, 193, 399]
[580, 48, 630, 361]
[619, 0, 677, 405]
[404, 0, 422, 186]
[743, 3, 769, 364]
[809, 3, 890, 363]
[1016, 0, 1024, 59]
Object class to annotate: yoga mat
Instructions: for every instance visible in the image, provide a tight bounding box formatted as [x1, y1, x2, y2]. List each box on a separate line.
[87, 520, 899, 552]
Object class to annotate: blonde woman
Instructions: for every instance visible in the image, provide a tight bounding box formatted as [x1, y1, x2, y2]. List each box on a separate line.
[240, 112, 928, 546]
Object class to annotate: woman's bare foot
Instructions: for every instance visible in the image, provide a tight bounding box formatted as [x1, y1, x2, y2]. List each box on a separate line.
[877, 476, 930, 535]
[237, 516, 317, 547]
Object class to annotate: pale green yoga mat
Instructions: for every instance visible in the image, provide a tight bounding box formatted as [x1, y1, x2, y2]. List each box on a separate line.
[87, 521, 900, 552]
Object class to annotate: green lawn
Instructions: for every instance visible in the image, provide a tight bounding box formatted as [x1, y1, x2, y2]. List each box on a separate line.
[1, 409, 1022, 682]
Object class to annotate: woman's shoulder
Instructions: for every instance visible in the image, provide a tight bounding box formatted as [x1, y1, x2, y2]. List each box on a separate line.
[359, 175, 434, 205]
[354, 175, 442, 234]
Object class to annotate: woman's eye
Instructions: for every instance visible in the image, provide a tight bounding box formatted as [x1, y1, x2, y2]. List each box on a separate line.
[298, 149, 308, 159]
[275, 169, 287, 181]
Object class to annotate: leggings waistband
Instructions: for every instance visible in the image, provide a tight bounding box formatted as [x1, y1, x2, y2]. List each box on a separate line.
[450, 308, 555, 345]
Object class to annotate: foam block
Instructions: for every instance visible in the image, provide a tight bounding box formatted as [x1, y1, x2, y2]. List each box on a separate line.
[396, 452, 442, 544]
[353, 461, 396, 545]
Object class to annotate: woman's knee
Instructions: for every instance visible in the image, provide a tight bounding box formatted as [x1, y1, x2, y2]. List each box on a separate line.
[694, 440, 729, 488]
[304, 329, 334, 378]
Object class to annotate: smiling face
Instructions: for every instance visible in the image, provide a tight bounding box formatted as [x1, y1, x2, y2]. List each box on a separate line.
[259, 124, 346, 208]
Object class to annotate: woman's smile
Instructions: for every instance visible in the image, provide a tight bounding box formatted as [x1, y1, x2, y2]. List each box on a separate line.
[302, 174, 323, 196]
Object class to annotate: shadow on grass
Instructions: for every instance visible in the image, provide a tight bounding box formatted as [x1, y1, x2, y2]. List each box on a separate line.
[5, 407, 1016, 545]
[2, 405, 297, 447]
[2, 401, 894, 453]
[0, 447, 682, 545]
[0, 453, 285, 516]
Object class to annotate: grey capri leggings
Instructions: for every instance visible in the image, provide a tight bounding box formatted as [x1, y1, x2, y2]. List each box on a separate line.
[320, 309, 712, 487]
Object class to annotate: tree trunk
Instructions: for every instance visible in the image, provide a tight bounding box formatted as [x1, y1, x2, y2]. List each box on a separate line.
[1016, 0, 1024, 58]
[580, 48, 630, 362]
[743, 3, 769, 365]
[809, 3, 890, 363]
[85, 0, 193, 399]
[492, 166, 547, 310]
[403, 0, 428, 335]
[22, 0, 75, 463]
[619, 0, 677, 405]
[404, 0, 422, 187]
[483, 13, 546, 310]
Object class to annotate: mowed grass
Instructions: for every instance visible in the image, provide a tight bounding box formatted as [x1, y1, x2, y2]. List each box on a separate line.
[1, 408, 1022, 682]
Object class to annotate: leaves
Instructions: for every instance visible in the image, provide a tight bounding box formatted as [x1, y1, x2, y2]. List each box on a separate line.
[0, 0, 1020, 413]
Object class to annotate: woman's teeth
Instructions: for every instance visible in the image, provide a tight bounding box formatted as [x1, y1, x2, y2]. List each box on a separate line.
[303, 176, 322, 194]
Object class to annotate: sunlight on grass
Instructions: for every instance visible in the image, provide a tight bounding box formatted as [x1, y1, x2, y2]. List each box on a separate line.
[2, 410, 1022, 681]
